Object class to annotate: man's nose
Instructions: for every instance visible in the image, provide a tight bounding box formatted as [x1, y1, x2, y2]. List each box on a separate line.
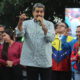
[38, 12, 41, 15]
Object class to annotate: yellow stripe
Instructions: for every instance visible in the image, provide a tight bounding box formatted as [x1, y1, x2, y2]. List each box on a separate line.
[52, 34, 73, 51]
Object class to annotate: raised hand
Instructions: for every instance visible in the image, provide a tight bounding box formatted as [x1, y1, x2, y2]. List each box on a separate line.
[36, 16, 43, 24]
[19, 13, 27, 21]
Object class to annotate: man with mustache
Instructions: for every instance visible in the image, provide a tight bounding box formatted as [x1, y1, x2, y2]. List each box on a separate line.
[16, 3, 55, 80]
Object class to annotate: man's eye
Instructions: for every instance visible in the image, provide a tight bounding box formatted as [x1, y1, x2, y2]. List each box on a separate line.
[2, 35, 5, 37]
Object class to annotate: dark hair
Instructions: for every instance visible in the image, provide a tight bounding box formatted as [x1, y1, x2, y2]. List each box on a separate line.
[1, 42, 9, 60]
[54, 24, 58, 30]
[33, 3, 45, 11]
[77, 25, 80, 28]
[1, 29, 14, 60]
[5, 28, 14, 40]
[62, 22, 69, 28]
[0, 25, 5, 29]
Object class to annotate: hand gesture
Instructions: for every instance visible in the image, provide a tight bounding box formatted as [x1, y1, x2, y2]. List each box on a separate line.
[19, 13, 27, 21]
[36, 16, 43, 24]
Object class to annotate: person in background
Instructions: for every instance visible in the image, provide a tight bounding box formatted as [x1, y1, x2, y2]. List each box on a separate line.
[16, 3, 55, 80]
[0, 25, 5, 80]
[71, 26, 80, 80]
[61, 26, 80, 80]
[0, 29, 23, 80]
[0, 25, 5, 45]
[52, 22, 73, 80]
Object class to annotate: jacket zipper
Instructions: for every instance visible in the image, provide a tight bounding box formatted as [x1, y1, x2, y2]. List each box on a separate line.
[57, 38, 61, 71]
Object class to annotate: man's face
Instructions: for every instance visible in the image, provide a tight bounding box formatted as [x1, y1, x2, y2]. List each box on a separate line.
[0, 27, 4, 40]
[57, 23, 67, 33]
[33, 7, 44, 20]
[76, 27, 80, 39]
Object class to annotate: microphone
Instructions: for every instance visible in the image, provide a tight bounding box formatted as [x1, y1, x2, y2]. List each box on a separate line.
[37, 15, 42, 25]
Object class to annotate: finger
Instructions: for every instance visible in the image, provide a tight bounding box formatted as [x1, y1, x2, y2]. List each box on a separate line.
[37, 17, 41, 21]
[19, 13, 27, 18]
[24, 16, 27, 19]
[21, 16, 27, 20]
[20, 13, 26, 16]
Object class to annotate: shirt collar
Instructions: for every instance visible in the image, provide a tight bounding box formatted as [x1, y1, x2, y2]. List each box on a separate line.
[58, 34, 63, 40]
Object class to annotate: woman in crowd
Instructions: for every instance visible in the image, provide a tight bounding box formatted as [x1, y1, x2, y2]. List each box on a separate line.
[0, 28, 23, 80]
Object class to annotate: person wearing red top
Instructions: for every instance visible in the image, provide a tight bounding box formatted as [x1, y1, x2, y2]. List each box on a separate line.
[0, 25, 5, 68]
[0, 29, 23, 80]
[71, 26, 80, 80]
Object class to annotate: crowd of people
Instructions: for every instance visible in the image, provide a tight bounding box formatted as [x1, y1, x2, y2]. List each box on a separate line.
[0, 2, 80, 80]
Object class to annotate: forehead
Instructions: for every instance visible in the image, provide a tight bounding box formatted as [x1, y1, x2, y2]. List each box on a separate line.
[0, 27, 4, 31]
[59, 23, 66, 26]
[76, 27, 80, 31]
[34, 7, 44, 11]
[57, 23, 66, 28]
[3, 33, 6, 35]
[2, 33, 9, 37]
